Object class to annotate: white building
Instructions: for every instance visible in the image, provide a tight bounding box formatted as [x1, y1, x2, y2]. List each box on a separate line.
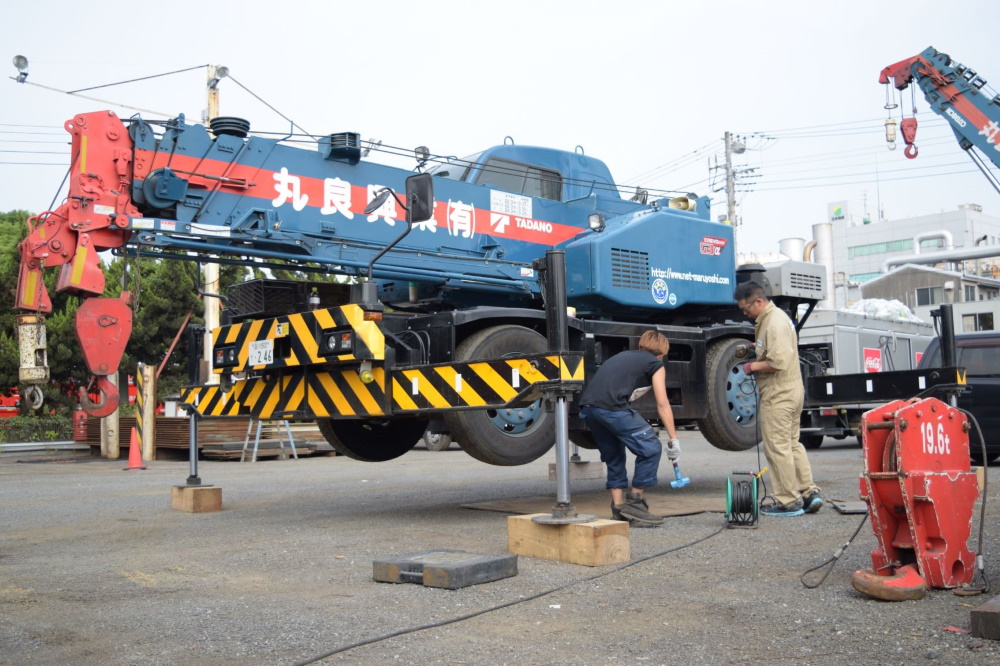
[831, 203, 1000, 302]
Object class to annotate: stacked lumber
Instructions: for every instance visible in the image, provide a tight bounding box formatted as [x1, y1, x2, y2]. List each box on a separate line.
[85, 417, 331, 460]
[201, 420, 326, 460]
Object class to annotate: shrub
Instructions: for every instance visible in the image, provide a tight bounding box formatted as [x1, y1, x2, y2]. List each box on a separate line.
[0, 414, 73, 444]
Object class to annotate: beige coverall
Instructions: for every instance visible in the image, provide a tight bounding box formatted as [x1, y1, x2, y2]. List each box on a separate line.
[753, 301, 820, 507]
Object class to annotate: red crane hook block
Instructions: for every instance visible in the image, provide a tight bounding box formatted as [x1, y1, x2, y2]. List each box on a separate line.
[75, 292, 132, 417]
[853, 397, 979, 601]
[900, 117, 919, 159]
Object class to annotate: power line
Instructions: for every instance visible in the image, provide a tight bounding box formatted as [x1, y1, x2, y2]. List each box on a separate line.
[12, 79, 172, 117]
[753, 115, 950, 136]
[623, 140, 721, 183]
[751, 167, 981, 191]
[751, 137, 956, 170]
[0, 122, 63, 129]
[760, 160, 974, 185]
[754, 117, 885, 134]
[759, 150, 966, 177]
[0, 161, 68, 165]
[225, 74, 311, 137]
[0, 140, 69, 145]
[68, 64, 208, 93]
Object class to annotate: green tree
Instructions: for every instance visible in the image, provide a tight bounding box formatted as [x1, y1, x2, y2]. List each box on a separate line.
[102, 256, 259, 400]
[0, 210, 31, 337]
[102, 257, 203, 400]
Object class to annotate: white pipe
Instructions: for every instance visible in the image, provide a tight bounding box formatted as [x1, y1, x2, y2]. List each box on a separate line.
[912, 230, 954, 254]
[882, 245, 1000, 272]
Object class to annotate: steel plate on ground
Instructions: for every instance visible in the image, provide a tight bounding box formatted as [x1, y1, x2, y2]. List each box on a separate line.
[372, 550, 517, 589]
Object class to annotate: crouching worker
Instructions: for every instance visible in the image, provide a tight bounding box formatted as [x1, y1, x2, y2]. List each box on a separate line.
[579, 330, 679, 527]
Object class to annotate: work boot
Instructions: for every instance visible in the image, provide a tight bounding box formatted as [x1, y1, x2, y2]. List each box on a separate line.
[620, 492, 664, 527]
[611, 501, 625, 521]
[802, 491, 824, 514]
[761, 498, 805, 517]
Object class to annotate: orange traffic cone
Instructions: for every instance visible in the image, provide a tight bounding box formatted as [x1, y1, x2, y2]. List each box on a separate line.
[124, 426, 147, 471]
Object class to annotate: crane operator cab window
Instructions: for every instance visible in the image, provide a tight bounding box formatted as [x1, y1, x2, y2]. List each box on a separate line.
[475, 157, 562, 201]
[427, 151, 482, 183]
[428, 153, 563, 201]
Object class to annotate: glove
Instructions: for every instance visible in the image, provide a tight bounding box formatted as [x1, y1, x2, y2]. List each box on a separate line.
[665, 438, 681, 461]
[742, 362, 755, 375]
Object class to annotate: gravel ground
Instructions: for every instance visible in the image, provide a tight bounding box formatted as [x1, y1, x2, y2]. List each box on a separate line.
[1, 432, 998, 665]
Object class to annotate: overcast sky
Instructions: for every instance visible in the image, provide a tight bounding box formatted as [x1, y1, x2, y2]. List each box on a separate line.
[3, 0, 999, 258]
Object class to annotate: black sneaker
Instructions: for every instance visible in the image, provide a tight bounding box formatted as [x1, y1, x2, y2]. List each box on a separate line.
[611, 501, 625, 521]
[761, 499, 805, 517]
[802, 491, 824, 514]
[620, 492, 664, 526]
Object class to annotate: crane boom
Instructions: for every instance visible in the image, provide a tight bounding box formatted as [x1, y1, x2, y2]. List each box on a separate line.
[880, 46, 1000, 192]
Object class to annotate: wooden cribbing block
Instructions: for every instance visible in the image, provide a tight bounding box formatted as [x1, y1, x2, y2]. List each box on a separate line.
[548, 462, 604, 481]
[171, 485, 222, 513]
[507, 514, 629, 566]
[970, 594, 1000, 640]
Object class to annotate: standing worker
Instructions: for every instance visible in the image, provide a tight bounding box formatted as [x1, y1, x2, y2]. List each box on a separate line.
[579, 330, 680, 527]
[734, 281, 822, 517]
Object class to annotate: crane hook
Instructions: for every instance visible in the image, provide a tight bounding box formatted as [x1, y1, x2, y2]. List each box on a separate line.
[900, 117, 919, 160]
[78, 375, 121, 418]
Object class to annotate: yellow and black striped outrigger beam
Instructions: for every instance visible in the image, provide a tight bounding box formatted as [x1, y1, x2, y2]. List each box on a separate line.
[181, 353, 585, 420]
[213, 304, 384, 370]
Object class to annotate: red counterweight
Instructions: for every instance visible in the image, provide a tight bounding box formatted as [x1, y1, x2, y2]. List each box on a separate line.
[856, 397, 979, 597]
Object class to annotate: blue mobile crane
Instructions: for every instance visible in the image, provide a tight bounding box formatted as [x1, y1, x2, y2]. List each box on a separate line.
[16, 110, 825, 465]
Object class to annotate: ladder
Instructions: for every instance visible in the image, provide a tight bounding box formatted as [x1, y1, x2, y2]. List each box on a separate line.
[241, 418, 298, 463]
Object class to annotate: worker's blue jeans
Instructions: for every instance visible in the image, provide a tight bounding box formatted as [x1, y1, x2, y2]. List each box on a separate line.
[579, 406, 661, 490]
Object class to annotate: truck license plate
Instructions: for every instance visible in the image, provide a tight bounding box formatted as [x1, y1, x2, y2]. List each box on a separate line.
[248, 339, 274, 366]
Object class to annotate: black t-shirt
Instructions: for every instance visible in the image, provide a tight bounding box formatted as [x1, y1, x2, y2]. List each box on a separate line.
[579, 349, 663, 411]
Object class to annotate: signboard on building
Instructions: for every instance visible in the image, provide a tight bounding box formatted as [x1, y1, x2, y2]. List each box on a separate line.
[828, 200, 866, 226]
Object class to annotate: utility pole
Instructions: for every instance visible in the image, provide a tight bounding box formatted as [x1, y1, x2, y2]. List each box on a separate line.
[724, 131, 738, 251]
[202, 65, 223, 385]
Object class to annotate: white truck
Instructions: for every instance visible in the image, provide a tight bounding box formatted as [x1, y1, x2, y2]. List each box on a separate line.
[797, 301, 936, 448]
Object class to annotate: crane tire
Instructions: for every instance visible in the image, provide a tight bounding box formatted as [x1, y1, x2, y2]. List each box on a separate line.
[444, 325, 554, 466]
[316, 418, 427, 462]
[698, 338, 760, 451]
[422, 431, 452, 451]
[570, 430, 599, 450]
[800, 434, 825, 450]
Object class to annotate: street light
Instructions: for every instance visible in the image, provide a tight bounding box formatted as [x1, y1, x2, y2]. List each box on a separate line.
[208, 65, 228, 90]
[12, 55, 28, 83]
